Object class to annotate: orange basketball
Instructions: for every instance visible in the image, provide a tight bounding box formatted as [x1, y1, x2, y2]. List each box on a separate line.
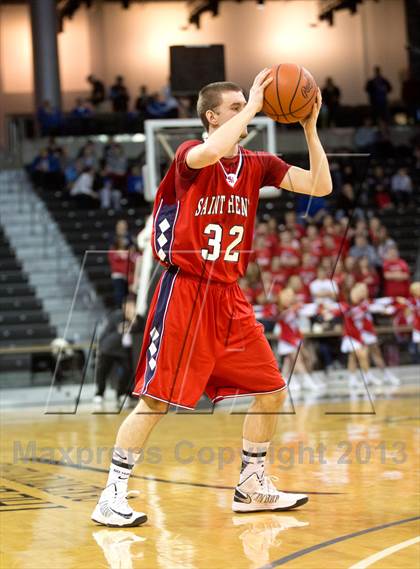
[262, 63, 318, 124]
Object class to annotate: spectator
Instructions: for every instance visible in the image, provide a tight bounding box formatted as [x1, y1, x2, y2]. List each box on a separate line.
[37, 100, 62, 136]
[134, 85, 151, 114]
[309, 267, 338, 302]
[30, 147, 63, 189]
[376, 226, 397, 261]
[106, 144, 127, 190]
[391, 167, 413, 209]
[146, 92, 177, 119]
[93, 296, 138, 407]
[64, 157, 83, 188]
[374, 184, 393, 211]
[321, 234, 340, 261]
[70, 166, 99, 208]
[99, 177, 121, 211]
[383, 246, 410, 297]
[108, 237, 137, 307]
[276, 230, 300, 279]
[356, 256, 380, 298]
[127, 165, 144, 202]
[320, 214, 335, 236]
[269, 256, 287, 294]
[354, 117, 376, 152]
[298, 253, 317, 288]
[177, 96, 194, 118]
[336, 182, 356, 217]
[71, 98, 92, 118]
[321, 77, 341, 126]
[368, 217, 382, 245]
[365, 66, 392, 123]
[112, 219, 134, 249]
[265, 217, 280, 250]
[284, 210, 305, 239]
[349, 234, 380, 267]
[353, 219, 368, 239]
[78, 140, 98, 169]
[288, 274, 310, 303]
[253, 235, 273, 270]
[367, 165, 390, 191]
[161, 84, 179, 117]
[110, 76, 130, 112]
[87, 74, 106, 108]
[306, 225, 322, 258]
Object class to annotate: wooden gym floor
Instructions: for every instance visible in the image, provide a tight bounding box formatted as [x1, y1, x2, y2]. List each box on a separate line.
[1, 386, 419, 569]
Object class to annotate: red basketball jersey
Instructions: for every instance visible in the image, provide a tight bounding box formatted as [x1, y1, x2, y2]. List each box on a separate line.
[152, 140, 290, 284]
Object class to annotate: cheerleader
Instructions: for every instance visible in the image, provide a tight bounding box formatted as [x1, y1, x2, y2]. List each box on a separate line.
[274, 288, 324, 394]
[339, 283, 399, 391]
[395, 282, 420, 359]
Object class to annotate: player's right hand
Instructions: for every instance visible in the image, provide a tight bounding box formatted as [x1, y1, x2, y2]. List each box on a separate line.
[247, 68, 273, 113]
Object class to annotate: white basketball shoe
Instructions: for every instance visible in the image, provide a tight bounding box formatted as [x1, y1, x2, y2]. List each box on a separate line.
[232, 473, 308, 513]
[91, 483, 147, 528]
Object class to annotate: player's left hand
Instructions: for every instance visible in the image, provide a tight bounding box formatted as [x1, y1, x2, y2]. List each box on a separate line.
[299, 88, 322, 132]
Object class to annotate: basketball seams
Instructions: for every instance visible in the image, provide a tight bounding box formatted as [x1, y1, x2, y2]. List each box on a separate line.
[274, 86, 317, 121]
[262, 95, 278, 116]
[275, 64, 291, 123]
[288, 66, 302, 116]
[290, 85, 317, 116]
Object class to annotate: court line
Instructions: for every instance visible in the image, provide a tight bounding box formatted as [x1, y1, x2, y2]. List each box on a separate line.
[24, 457, 344, 495]
[258, 515, 420, 568]
[349, 536, 420, 569]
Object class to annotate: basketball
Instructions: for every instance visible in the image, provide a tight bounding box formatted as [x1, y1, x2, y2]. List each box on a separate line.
[262, 63, 318, 123]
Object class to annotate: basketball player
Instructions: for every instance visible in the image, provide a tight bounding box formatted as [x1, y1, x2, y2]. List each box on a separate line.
[92, 68, 332, 527]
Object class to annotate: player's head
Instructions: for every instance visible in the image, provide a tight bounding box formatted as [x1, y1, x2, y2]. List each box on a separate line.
[197, 82, 247, 136]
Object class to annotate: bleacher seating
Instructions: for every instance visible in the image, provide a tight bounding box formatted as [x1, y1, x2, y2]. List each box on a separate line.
[0, 226, 56, 372]
[33, 189, 150, 307]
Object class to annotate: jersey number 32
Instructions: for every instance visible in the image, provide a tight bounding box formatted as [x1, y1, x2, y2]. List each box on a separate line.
[201, 224, 244, 262]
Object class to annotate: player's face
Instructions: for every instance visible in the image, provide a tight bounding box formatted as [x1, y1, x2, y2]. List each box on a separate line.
[211, 91, 248, 139]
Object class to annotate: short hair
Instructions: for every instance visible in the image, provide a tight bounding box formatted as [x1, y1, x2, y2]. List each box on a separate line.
[197, 82, 243, 131]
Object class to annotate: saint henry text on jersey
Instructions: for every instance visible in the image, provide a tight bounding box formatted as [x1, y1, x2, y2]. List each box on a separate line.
[194, 194, 249, 217]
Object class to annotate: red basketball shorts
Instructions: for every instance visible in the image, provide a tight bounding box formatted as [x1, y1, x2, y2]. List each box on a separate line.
[133, 268, 286, 409]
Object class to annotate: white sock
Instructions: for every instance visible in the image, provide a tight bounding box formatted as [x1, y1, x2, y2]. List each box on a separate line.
[239, 439, 270, 483]
[105, 446, 141, 493]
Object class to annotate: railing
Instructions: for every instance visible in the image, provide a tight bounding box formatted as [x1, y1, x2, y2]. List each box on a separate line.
[0, 326, 413, 356]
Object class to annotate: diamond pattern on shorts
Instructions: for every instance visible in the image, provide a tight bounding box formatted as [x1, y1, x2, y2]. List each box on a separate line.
[156, 217, 170, 260]
[148, 327, 160, 372]
[149, 343, 157, 357]
[159, 219, 170, 232]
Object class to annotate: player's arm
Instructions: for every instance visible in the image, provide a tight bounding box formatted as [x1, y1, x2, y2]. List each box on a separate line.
[186, 69, 273, 169]
[280, 90, 333, 197]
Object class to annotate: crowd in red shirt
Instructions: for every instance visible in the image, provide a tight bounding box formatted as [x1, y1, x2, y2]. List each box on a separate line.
[240, 211, 411, 313]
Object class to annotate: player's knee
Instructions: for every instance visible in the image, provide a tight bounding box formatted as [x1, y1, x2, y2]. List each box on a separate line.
[140, 395, 169, 414]
[254, 390, 286, 411]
